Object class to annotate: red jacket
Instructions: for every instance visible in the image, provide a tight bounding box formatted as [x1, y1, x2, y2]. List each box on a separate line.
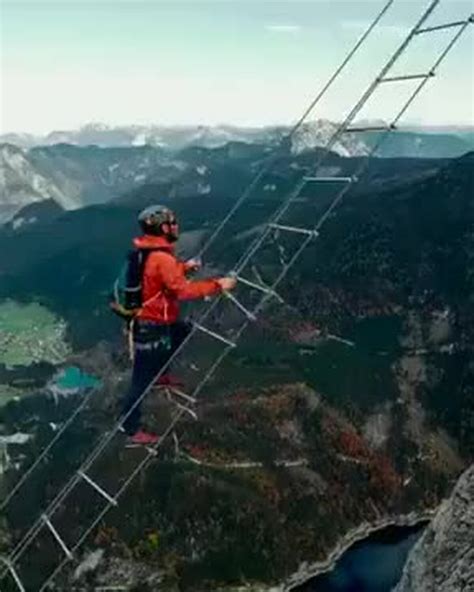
[134, 234, 222, 324]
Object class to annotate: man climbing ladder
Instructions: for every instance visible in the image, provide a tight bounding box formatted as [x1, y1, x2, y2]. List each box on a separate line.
[119, 205, 237, 444]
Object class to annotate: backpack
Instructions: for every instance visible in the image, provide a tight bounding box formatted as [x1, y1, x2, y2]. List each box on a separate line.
[109, 247, 165, 321]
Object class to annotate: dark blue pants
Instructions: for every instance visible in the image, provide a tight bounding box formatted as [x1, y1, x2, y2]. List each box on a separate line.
[121, 321, 190, 436]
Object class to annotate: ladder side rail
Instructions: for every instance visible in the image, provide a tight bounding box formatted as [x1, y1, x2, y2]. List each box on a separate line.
[0, 557, 26, 592]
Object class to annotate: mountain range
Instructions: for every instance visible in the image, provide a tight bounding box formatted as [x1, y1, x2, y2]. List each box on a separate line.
[2, 118, 472, 224]
[2, 121, 473, 156]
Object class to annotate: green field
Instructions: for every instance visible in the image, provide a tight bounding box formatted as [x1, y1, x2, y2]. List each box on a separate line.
[0, 299, 71, 368]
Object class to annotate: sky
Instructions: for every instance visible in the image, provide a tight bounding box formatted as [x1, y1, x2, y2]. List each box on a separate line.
[0, 0, 473, 134]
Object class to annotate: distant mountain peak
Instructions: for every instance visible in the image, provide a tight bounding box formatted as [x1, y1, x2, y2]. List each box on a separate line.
[291, 119, 370, 157]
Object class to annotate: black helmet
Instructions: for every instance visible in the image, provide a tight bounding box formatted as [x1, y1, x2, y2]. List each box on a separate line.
[138, 205, 177, 235]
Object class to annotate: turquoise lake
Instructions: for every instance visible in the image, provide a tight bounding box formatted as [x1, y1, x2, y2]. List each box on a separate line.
[55, 366, 100, 390]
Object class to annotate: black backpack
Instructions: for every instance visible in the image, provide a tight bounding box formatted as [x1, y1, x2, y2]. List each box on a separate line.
[109, 247, 165, 320]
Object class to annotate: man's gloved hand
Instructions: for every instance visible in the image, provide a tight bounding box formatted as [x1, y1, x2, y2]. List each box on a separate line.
[217, 277, 237, 291]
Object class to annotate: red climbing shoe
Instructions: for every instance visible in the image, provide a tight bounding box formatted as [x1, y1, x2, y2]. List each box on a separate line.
[128, 430, 160, 446]
[156, 373, 184, 387]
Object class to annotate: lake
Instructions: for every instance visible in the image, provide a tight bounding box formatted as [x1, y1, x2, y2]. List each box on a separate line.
[296, 525, 423, 592]
[54, 366, 100, 390]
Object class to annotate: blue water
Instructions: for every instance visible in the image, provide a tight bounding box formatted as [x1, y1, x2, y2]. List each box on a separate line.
[298, 527, 423, 592]
[55, 366, 100, 390]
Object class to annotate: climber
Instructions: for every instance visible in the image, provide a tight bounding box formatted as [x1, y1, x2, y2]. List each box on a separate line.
[119, 204, 236, 445]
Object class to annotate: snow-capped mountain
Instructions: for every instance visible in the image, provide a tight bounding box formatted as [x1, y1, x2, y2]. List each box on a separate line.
[0, 123, 278, 151]
[290, 120, 370, 156]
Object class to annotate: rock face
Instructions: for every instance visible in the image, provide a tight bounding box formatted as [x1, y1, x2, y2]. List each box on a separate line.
[395, 464, 474, 592]
[0, 143, 66, 219]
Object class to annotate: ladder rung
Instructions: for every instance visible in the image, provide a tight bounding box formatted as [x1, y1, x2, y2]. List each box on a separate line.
[223, 290, 257, 321]
[345, 124, 397, 133]
[172, 431, 180, 456]
[0, 559, 25, 592]
[304, 176, 355, 183]
[42, 515, 73, 560]
[269, 223, 319, 237]
[379, 72, 435, 82]
[167, 386, 197, 404]
[416, 20, 468, 34]
[171, 400, 198, 420]
[78, 470, 118, 506]
[233, 274, 279, 299]
[193, 322, 237, 348]
[10, 566, 26, 592]
[165, 389, 197, 420]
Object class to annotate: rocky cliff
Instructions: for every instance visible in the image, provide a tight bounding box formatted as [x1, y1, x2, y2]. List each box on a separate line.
[395, 464, 474, 592]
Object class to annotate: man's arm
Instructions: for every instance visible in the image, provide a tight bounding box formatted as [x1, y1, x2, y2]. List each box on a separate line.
[157, 253, 222, 300]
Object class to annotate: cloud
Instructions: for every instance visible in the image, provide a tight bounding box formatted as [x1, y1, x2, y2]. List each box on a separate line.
[264, 24, 302, 34]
